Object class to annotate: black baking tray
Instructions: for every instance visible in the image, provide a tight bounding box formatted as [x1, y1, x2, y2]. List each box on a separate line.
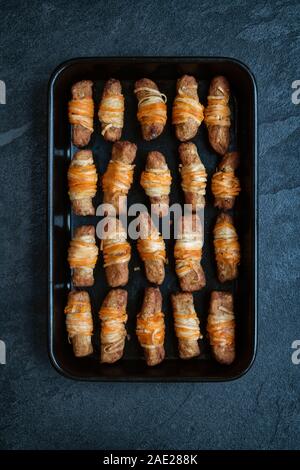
[48, 57, 257, 381]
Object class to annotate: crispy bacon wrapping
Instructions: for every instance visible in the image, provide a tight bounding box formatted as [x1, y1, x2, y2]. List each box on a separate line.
[172, 75, 204, 141]
[67, 150, 98, 215]
[137, 212, 166, 285]
[68, 225, 99, 287]
[213, 213, 240, 282]
[207, 291, 235, 365]
[101, 216, 131, 287]
[68, 80, 94, 147]
[98, 79, 124, 142]
[102, 141, 137, 215]
[171, 292, 202, 359]
[99, 289, 128, 364]
[179, 142, 207, 210]
[64, 290, 93, 357]
[136, 287, 165, 366]
[140, 151, 172, 217]
[204, 76, 230, 155]
[174, 214, 206, 292]
[211, 151, 240, 210]
[134, 78, 167, 140]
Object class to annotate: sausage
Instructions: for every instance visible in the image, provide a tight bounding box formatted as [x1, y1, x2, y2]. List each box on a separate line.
[68, 225, 98, 287]
[213, 212, 240, 282]
[102, 141, 137, 215]
[179, 142, 207, 211]
[172, 75, 204, 141]
[171, 292, 202, 359]
[174, 214, 206, 292]
[136, 287, 165, 366]
[68, 149, 98, 215]
[211, 151, 240, 210]
[64, 290, 93, 357]
[99, 288, 128, 363]
[137, 212, 166, 285]
[140, 151, 172, 217]
[68, 80, 94, 147]
[204, 76, 230, 155]
[98, 79, 124, 142]
[134, 78, 167, 140]
[101, 216, 131, 287]
[207, 290, 235, 365]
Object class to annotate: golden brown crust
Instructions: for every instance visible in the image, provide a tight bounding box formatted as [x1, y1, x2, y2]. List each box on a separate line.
[137, 212, 165, 285]
[219, 151, 239, 172]
[178, 267, 206, 292]
[105, 264, 128, 288]
[173, 75, 202, 141]
[179, 142, 207, 210]
[111, 140, 137, 164]
[144, 261, 165, 286]
[68, 290, 90, 303]
[70, 80, 94, 147]
[100, 289, 128, 364]
[99, 79, 123, 142]
[171, 292, 200, 359]
[205, 76, 230, 155]
[102, 141, 137, 215]
[144, 151, 170, 217]
[71, 336, 93, 358]
[65, 290, 93, 357]
[71, 80, 93, 100]
[72, 273, 94, 288]
[208, 291, 235, 365]
[178, 142, 199, 166]
[68, 150, 97, 216]
[138, 287, 165, 366]
[144, 345, 165, 367]
[214, 213, 240, 282]
[135, 78, 166, 140]
[147, 151, 166, 169]
[213, 152, 240, 210]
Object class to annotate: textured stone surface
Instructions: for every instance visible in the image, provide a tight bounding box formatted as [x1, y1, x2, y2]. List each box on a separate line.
[0, 0, 299, 450]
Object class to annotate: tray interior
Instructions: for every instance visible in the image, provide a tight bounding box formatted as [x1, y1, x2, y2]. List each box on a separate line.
[49, 58, 256, 381]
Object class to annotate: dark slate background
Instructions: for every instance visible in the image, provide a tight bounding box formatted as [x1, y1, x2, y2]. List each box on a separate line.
[0, 0, 299, 450]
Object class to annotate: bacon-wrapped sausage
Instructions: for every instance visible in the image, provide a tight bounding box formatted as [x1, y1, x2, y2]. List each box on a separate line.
[136, 287, 165, 366]
[207, 291, 235, 365]
[204, 76, 230, 155]
[98, 79, 124, 142]
[137, 212, 166, 285]
[213, 213, 240, 282]
[171, 292, 202, 359]
[68, 80, 94, 147]
[134, 78, 167, 140]
[67, 150, 98, 215]
[179, 142, 207, 211]
[102, 141, 137, 215]
[174, 214, 206, 292]
[140, 151, 172, 217]
[172, 75, 204, 141]
[68, 225, 98, 287]
[101, 216, 131, 287]
[64, 290, 93, 357]
[99, 288, 128, 364]
[211, 151, 240, 210]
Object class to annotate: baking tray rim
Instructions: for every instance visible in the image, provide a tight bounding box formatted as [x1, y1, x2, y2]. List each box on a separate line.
[48, 56, 258, 382]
